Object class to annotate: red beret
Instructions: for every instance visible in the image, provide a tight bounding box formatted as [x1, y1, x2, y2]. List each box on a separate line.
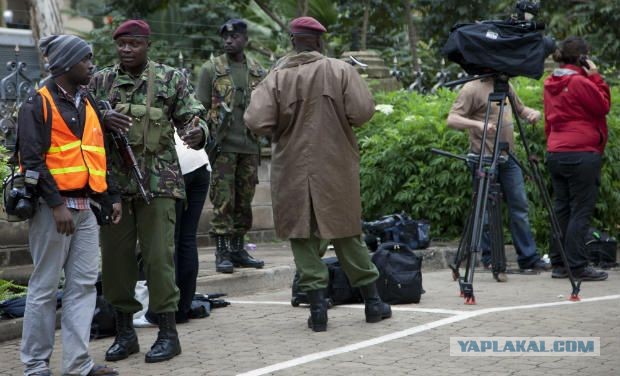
[289, 17, 327, 35]
[113, 19, 151, 40]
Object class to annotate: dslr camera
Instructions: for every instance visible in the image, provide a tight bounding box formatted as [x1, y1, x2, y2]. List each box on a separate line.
[2, 169, 39, 221]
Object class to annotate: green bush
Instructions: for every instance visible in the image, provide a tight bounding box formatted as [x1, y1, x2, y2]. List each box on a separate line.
[359, 78, 620, 250]
[0, 146, 9, 183]
[0, 279, 27, 302]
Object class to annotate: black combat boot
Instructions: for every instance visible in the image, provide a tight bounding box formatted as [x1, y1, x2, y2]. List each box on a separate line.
[215, 235, 234, 273]
[359, 283, 392, 323]
[229, 235, 265, 269]
[105, 311, 139, 361]
[145, 312, 182, 363]
[306, 289, 328, 332]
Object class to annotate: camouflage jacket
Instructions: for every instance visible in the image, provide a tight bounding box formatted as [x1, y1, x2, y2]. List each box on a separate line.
[89, 60, 208, 200]
[198, 54, 265, 154]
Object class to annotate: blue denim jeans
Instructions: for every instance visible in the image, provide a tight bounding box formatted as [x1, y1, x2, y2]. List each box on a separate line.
[471, 157, 541, 268]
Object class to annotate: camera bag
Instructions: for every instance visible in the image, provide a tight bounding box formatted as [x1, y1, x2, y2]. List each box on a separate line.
[291, 256, 363, 307]
[371, 242, 424, 304]
[585, 228, 618, 269]
[363, 213, 430, 251]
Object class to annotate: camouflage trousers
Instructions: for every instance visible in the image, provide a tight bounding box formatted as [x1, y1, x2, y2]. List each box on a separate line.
[209, 152, 259, 236]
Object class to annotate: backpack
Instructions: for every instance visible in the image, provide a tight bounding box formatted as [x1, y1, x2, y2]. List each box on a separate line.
[90, 295, 116, 339]
[363, 213, 430, 251]
[90, 276, 116, 339]
[371, 242, 424, 304]
[291, 256, 363, 307]
[585, 228, 618, 269]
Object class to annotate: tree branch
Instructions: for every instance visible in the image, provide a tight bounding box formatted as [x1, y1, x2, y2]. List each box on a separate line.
[254, 0, 289, 33]
[404, 0, 419, 70]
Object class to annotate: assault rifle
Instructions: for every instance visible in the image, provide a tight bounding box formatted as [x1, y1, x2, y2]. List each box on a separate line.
[100, 101, 151, 204]
[206, 102, 231, 163]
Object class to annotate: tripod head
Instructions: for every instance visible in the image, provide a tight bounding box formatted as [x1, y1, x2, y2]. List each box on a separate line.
[443, 72, 512, 92]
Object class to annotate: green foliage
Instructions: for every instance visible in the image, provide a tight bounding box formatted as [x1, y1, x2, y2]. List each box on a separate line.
[0, 145, 9, 183]
[357, 88, 470, 239]
[0, 279, 27, 303]
[540, 0, 620, 78]
[360, 79, 620, 247]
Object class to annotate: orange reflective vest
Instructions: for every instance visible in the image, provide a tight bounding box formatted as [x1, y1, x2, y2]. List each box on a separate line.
[38, 86, 107, 193]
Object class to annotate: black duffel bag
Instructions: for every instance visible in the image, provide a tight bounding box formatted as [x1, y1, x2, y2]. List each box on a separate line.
[291, 256, 363, 307]
[372, 242, 424, 304]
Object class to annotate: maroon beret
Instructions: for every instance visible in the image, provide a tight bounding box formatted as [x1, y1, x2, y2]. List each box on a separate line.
[113, 19, 151, 40]
[289, 17, 327, 35]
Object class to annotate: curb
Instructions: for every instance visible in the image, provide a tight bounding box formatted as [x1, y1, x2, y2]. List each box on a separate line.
[1, 244, 509, 343]
[196, 265, 296, 297]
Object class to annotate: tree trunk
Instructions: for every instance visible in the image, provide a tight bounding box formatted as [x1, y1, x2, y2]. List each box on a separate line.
[404, 0, 419, 70]
[28, 0, 64, 41]
[297, 0, 309, 16]
[361, 0, 369, 50]
[254, 0, 289, 33]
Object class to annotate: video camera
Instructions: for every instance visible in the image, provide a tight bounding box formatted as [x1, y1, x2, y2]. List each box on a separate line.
[442, 1, 555, 79]
[2, 169, 39, 221]
[362, 213, 431, 252]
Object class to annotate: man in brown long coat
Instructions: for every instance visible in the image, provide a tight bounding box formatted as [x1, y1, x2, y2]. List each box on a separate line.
[244, 16, 391, 332]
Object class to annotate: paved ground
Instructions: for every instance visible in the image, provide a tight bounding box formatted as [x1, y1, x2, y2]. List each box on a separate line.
[0, 243, 618, 376]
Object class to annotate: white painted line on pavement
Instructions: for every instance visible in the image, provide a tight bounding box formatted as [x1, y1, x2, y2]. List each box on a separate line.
[228, 300, 294, 305]
[228, 300, 465, 315]
[236, 294, 620, 376]
[338, 304, 466, 315]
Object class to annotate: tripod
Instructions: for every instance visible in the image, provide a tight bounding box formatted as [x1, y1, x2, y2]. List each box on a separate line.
[433, 73, 582, 304]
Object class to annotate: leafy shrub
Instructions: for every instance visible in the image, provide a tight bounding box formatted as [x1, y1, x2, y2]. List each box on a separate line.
[0, 146, 9, 183]
[0, 279, 27, 302]
[359, 77, 620, 250]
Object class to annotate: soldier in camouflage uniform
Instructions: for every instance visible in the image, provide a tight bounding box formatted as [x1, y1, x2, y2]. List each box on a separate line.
[89, 20, 209, 364]
[196, 19, 265, 273]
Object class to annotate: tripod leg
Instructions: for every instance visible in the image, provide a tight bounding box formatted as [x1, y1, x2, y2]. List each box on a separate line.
[508, 96, 582, 300]
[451, 206, 474, 281]
[488, 182, 507, 282]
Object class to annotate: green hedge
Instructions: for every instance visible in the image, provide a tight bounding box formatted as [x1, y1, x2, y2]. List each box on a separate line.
[358, 78, 620, 250]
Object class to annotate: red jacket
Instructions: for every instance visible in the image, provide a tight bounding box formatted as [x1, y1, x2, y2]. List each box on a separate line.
[543, 64, 611, 153]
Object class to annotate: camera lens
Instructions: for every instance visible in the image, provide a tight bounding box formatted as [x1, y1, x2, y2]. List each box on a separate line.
[15, 198, 34, 219]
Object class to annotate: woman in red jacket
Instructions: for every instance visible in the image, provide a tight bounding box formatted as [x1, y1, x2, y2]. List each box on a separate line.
[543, 36, 611, 281]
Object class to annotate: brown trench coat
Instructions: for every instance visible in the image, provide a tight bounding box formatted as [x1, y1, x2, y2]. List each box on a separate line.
[244, 51, 374, 239]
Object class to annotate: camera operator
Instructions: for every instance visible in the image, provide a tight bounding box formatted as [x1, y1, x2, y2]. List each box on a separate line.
[447, 77, 551, 278]
[17, 35, 119, 376]
[543, 36, 610, 281]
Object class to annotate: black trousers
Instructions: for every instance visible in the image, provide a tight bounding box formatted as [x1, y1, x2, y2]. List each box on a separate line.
[174, 166, 210, 320]
[546, 152, 601, 270]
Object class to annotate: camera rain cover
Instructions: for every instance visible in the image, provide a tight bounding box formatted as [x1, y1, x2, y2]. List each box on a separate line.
[442, 21, 552, 79]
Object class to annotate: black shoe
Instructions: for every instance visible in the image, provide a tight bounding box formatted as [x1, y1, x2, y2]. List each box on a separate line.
[359, 283, 392, 323]
[551, 266, 568, 279]
[105, 311, 139, 361]
[230, 249, 265, 268]
[523, 259, 551, 272]
[230, 235, 265, 268]
[145, 312, 182, 363]
[306, 289, 328, 332]
[574, 266, 608, 281]
[214, 235, 234, 273]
